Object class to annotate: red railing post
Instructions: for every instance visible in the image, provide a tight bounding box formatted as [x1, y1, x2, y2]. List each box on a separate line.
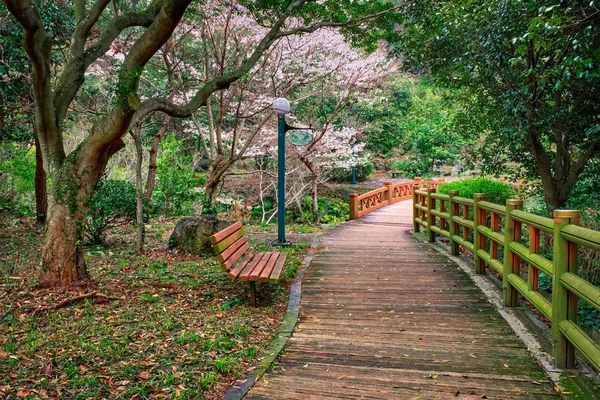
[349, 193, 358, 220]
[384, 181, 393, 205]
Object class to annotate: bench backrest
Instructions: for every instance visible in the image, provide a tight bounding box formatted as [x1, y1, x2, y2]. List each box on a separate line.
[209, 222, 250, 271]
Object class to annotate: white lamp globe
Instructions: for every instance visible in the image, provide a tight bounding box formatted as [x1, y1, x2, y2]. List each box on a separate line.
[272, 98, 291, 115]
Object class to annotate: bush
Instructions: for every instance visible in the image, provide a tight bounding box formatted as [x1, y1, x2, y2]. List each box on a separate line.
[393, 159, 432, 179]
[438, 178, 515, 205]
[290, 196, 349, 224]
[329, 162, 374, 183]
[86, 179, 136, 244]
[0, 143, 36, 216]
[152, 137, 205, 217]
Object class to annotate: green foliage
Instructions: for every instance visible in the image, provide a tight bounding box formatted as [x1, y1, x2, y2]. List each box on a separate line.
[398, 1, 600, 206]
[291, 196, 349, 224]
[438, 178, 515, 205]
[393, 159, 431, 179]
[152, 136, 204, 217]
[329, 162, 373, 183]
[0, 143, 36, 216]
[87, 180, 136, 244]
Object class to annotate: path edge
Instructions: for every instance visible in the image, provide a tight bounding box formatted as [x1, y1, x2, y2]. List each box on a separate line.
[223, 234, 321, 400]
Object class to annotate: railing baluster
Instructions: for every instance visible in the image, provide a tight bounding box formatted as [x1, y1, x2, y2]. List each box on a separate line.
[503, 199, 523, 307]
[349, 193, 358, 220]
[491, 212, 499, 259]
[426, 188, 436, 242]
[474, 193, 487, 274]
[528, 226, 540, 292]
[462, 204, 469, 240]
[448, 190, 459, 256]
[412, 184, 420, 233]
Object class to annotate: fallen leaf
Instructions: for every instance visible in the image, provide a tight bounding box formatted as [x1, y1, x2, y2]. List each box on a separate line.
[138, 373, 150, 380]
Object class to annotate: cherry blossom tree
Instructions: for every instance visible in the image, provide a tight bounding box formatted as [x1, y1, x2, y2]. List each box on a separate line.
[1, 0, 400, 286]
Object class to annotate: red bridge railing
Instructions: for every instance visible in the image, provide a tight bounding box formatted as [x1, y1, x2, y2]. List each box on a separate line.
[348, 177, 445, 219]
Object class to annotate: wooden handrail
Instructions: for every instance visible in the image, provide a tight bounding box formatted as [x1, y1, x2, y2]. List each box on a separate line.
[412, 188, 600, 372]
[348, 178, 446, 220]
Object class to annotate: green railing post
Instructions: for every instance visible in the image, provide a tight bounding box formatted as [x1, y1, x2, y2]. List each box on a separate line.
[473, 193, 487, 274]
[448, 190, 459, 256]
[426, 187, 436, 242]
[552, 210, 580, 369]
[412, 184, 420, 233]
[503, 199, 523, 307]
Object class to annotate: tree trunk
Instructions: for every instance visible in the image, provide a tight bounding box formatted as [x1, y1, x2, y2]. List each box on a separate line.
[40, 199, 89, 286]
[312, 172, 318, 221]
[203, 158, 231, 212]
[145, 115, 171, 203]
[131, 128, 145, 253]
[34, 133, 48, 224]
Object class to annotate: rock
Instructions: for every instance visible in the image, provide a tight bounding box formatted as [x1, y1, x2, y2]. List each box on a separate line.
[168, 216, 220, 255]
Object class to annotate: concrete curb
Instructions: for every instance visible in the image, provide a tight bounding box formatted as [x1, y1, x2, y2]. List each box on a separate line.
[223, 235, 320, 400]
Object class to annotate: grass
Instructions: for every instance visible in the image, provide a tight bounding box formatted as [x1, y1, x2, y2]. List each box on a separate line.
[0, 215, 311, 399]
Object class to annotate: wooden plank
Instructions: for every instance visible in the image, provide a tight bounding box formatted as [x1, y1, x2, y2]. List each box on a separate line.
[238, 253, 264, 282]
[217, 236, 248, 264]
[212, 227, 245, 254]
[226, 252, 255, 280]
[209, 221, 243, 245]
[268, 252, 288, 284]
[249, 252, 272, 281]
[259, 253, 280, 282]
[221, 242, 250, 271]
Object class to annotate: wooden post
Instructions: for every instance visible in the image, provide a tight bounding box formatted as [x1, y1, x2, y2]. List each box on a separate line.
[249, 281, 257, 306]
[503, 199, 523, 306]
[384, 181, 393, 205]
[448, 190, 459, 256]
[473, 193, 487, 274]
[426, 188, 436, 242]
[349, 193, 358, 220]
[412, 185, 420, 232]
[414, 177, 423, 187]
[552, 210, 580, 369]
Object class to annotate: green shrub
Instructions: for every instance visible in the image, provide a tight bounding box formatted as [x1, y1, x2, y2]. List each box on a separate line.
[290, 196, 349, 224]
[329, 162, 374, 183]
[438, 178, 515, 205]
[152, 136, 204, 217]
[0, 143, 36, 216]
[393, 159, 432, 179]
[86, 179, 136, 244]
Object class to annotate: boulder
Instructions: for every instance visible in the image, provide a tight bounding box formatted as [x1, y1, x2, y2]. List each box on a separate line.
[168, 215, 220, 255]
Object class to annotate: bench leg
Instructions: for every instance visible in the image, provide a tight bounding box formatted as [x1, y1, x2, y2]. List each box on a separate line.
[249, 281, 256, 306]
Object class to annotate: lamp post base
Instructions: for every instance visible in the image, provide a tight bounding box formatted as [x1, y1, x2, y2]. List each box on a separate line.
[273, 239, 292, 247]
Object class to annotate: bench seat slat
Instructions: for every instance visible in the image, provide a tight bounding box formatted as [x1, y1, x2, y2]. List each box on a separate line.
[210, 221, 243, 245]
[238, 253, 265, 281]
[217, 236, 248, 264]
[222, 242, 250, 271]
[227, 252, 255, 280]
[213, 228, 245, 254]
[259, 253, 280, 282]
[269, 253, 288, 284]
[249, 252, 272, 281]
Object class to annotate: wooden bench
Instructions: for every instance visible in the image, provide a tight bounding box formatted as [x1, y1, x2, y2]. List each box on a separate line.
[209, 221, 288, 306]
[390, 171, 402, 178]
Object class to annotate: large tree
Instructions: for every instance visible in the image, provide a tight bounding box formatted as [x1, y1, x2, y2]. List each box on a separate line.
[398, 0, 600, 209]
[1, 0, 399, 287]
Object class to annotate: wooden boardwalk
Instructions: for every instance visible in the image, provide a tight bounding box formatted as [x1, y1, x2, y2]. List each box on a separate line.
[246, 201, 557, 399]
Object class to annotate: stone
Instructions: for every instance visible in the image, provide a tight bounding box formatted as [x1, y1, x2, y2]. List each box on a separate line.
[168, 216, 220, 255]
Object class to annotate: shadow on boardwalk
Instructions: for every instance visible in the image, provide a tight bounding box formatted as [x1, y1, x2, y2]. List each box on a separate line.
[246, 201, 557, 399]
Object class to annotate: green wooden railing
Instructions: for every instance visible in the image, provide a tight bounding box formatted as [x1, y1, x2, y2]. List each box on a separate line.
[413, 185, 600, 371]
